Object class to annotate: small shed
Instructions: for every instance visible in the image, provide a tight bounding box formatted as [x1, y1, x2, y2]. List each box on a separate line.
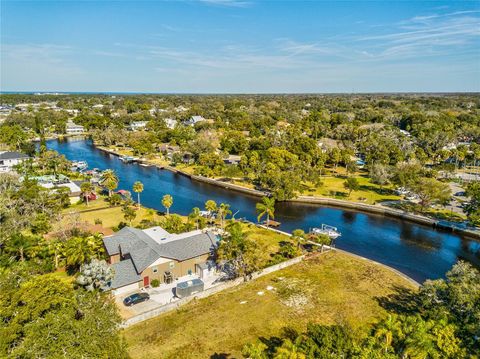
[175, 278, 204, 298]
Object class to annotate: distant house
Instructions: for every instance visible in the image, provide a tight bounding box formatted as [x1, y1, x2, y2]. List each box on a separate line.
[224, 154, 242, 165]
[29, 175, 82, 203]
[103, 226, 218, 295]
[129, 121, 148, 131]
[65, 120, 84, 134]
[164, 118, 177, 129]
[0, 151, 29, 172]
[184, 115, 205, 126]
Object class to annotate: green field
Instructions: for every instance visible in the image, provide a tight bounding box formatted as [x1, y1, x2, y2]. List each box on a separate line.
[123, 251, 416, 359]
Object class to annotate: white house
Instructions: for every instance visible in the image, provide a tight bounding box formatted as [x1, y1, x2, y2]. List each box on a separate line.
[184, 115, 205, 126]
[0, 151, 29, 172]
[129, 121, 148, 131]
[164, 118, 177, 129]
[66, 120, 85, 134]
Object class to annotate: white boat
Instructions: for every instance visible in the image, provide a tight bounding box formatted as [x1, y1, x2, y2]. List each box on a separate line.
[311, 224, 341, 239]
[71, 160, 88, 171]
[120, 156, 138, 163]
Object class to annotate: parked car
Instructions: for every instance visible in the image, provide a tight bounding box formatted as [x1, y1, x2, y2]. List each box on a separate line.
[123, 293, 150, 306]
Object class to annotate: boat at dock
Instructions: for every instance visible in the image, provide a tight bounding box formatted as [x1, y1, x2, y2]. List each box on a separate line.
[310, 224, 341, 239]
[262, 219, 281, 227]
[120, 155, 139, 163]
[71, 160, 88, 171]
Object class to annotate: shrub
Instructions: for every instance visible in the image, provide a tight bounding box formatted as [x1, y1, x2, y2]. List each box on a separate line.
[151, 279, 160, 287]
[94, 218, 103, 225]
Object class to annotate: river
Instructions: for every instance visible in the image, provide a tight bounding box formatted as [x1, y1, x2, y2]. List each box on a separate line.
[47, 137, 480, 282]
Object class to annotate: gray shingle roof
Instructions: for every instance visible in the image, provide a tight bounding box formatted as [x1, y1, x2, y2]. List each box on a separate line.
[103, 227, 217, 288]
[0, 151, 29, 160]
[159, 232, 217, 261]
[110, 259, 142, 289]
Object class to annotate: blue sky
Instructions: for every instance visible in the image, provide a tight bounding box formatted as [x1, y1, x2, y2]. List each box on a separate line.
[1, 0, 479, 93]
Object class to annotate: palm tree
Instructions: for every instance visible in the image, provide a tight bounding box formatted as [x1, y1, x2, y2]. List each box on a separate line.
[256, 196, 275, 227]
[132, 181, 144, 207]
[291, 229, 306, 249]
[374, 314, 401, 353]
[189, 207, 201, 229]
[80, 181, 93, 206]
[100, 169, 119, 197]
[5, 233, 35, 262]
[217, 203, 232, 229]
[205, 199, 218, 223]
[162, 194, 173, 215]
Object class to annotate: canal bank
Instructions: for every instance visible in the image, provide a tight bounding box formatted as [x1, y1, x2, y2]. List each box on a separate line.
[94, 144, 480, 240]
[48, 138, 480, 282]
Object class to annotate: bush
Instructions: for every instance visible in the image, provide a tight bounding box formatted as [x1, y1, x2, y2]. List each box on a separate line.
[94, 218, 103, 225]
[151, 279, 160, 287]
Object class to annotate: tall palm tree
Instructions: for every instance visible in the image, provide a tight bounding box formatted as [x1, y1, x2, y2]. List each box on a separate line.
[256, 197, 275, 227]
[189, 207, 201, 229]
[80, 181, 93, 206]
[217, 203, 232, 229]
[205, 199, 218, 223]
[162, 194, 173, 215]
[132, 181, 144, 207]
[100, 169, 119, 197]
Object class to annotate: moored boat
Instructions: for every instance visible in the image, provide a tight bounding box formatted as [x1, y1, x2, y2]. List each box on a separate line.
[71, 160, 88, 171]
[310, 224, 341, 239]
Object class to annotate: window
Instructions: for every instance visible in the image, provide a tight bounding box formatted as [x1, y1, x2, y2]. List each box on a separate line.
[152, 266, 158, 273]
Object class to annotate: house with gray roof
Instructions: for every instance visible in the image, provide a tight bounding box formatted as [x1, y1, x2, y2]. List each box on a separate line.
[103, 226, 218, 295]
[0, 151, 29, 173]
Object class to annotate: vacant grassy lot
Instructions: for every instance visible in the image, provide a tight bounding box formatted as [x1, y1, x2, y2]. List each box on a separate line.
[303, 175, 400, 204]
[123, 251, 416, 359]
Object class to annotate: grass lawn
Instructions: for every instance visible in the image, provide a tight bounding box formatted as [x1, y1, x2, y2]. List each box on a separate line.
[122, 251, 416, 359]
[78, 206, 156, 228]
[242, 223, 292, 262]
[302, 175, 401, 204]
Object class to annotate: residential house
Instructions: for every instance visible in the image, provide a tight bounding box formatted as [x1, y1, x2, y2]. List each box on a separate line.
[164, 118, 177, 129]
[30, 175, 82, 203]
[0, 151, 29, 172]
[66, 120, 85, 134]
[224, 154, 242, 165]
[129, 121, 148, 131]
[184, 115, 205, 126]
[103, 226, 218, 295]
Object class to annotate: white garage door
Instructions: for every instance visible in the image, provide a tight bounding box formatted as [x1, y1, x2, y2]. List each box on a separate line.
[113, 282, 140, 296]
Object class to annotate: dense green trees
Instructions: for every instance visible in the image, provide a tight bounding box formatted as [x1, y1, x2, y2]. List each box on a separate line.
[0, 271, 128, 358]
[465, 182, 480, 226]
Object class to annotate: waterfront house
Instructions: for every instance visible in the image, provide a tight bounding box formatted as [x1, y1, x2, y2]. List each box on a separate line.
[103, 226, 218, 295]
[65, 120, 85, 134]
[0, 151, 29, 172]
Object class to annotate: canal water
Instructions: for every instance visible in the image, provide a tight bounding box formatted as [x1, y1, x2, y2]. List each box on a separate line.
[47, 137, 480, 282]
